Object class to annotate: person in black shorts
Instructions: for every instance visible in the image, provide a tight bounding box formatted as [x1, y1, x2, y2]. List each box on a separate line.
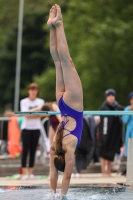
[20, 83, 44, 180]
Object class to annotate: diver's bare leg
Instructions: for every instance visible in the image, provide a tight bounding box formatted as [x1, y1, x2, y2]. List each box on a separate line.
[47, 6, 65, 102]
[49, 147, 58, 193]
[53, 4, 83, 111]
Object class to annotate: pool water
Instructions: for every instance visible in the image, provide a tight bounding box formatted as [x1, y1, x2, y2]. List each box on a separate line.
[0, 186, 132, 200]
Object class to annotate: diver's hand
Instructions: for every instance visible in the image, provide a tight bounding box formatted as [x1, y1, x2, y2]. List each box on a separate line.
[49, 190, 56, 199]
[54, 194, 68, 200]
[59, 195, 68, 200]
[61, 195, 68, 200]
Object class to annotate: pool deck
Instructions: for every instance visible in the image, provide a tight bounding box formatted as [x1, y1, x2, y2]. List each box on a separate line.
[0, 173, 127, 187]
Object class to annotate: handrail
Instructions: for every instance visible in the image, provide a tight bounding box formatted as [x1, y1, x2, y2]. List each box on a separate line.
[15, 111, 133, 116]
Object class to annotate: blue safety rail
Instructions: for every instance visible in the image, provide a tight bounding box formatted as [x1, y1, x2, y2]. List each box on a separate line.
[15, 111, 133, 116]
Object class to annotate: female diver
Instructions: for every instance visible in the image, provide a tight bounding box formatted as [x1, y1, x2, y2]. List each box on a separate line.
[47, 4, 83, 199]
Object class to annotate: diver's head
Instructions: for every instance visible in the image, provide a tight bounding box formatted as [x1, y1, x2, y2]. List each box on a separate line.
[54, 149, 65, 172]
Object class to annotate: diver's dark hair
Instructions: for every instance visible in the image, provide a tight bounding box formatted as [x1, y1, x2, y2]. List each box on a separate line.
[54, 122, 65, 172]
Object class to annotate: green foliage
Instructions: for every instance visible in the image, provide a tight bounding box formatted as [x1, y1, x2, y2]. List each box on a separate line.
[35, 0, 133, 109]
[0, 5, 50, 110]
[34, 67, 56, 102]
[0, 0, 133, 112]
[0, 0, 68, 111]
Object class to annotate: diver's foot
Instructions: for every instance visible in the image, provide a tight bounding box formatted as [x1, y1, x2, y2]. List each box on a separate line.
[47, 6, 56, 27]
[52, 4, 62, 26]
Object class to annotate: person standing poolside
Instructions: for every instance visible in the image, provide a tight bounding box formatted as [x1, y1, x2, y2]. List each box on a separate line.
[20, 83, 44, 180]
[31, 102, 61, 159]
[98, 89, 124, 177]
[41, 102, 61, 146]
[122, 92, 133, 157]
[47, 4, 83, 199]
[31, 102, 61, 146]
[33, 102, 61, 178]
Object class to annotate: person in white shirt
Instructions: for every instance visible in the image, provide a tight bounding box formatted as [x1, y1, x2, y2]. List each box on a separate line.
[20, 83, 44, 179]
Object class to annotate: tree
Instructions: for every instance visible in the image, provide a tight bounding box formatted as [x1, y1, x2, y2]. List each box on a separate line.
[0, 10, 50, 111]
[0, 0, 68, 112]
[35, 0, 133, 109]
[1, 0, 133, 111]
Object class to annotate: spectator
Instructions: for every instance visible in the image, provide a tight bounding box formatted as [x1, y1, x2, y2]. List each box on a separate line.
[122, 92, 133, 157]
[98, 89, 124, 177]
[20, 83, 44, 180]
[32, 102, 61, 179]
[41, 102, 61, 146]
[32, 102, 61, 146]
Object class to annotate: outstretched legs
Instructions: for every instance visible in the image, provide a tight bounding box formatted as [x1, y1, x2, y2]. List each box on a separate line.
[48, 5, 83, 111]
[47, 6, 65, 101]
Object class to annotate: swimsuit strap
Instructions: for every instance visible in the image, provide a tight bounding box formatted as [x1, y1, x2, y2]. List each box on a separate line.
[63, 133, 71, 139]
[61, 116, 71, 138]
[63, 127, 71, 132]
[61, 116, 69, 129]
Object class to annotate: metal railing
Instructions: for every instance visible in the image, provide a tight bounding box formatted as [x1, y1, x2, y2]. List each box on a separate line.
[1, 112, 133, 184]
[15, 110, 133, 115]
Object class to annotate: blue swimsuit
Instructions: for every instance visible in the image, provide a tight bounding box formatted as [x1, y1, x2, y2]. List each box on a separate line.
[58, 96, 83, 146]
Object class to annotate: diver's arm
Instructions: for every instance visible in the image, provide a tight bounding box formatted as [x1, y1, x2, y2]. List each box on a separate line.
[61, 148, 75, 196]
[50, 147, 58, 193]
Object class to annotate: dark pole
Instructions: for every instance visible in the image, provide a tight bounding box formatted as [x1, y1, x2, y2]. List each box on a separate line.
[14, 0, 24, 111]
